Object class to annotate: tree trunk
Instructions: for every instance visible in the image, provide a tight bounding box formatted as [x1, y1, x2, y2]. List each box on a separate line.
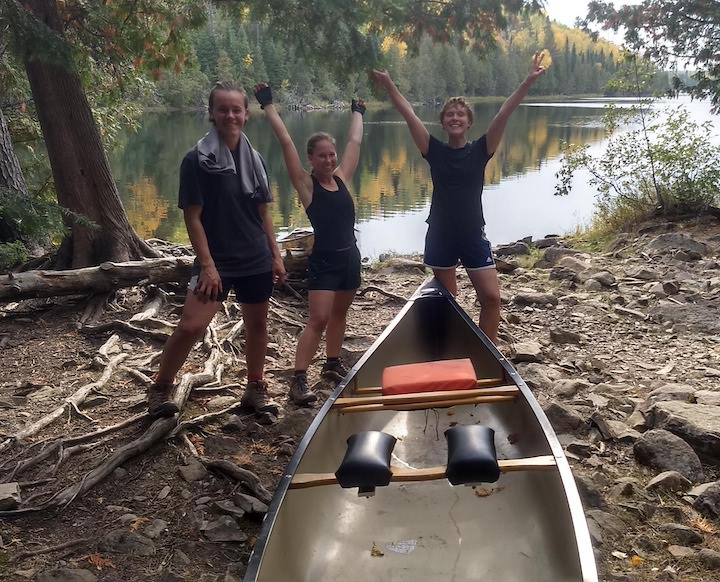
[20, 0, 159, 268]
[0, 107, 28, 242]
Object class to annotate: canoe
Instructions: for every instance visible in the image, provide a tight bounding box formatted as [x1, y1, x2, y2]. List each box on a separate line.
[245, 278, 598, 582]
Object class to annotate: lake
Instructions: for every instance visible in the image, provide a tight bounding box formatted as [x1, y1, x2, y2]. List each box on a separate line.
[110, 96, 717, 258]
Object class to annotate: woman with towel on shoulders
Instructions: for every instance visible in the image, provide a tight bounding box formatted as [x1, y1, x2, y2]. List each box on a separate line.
[146, 80, 285, 423]
[254, 82, 365, 406]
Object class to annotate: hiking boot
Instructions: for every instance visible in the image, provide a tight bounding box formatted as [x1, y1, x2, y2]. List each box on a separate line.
[147, 381, 179, 418]
[288, 373, 317, 406]
[241, 380, 279, 416]
[321, 358, 349, 382]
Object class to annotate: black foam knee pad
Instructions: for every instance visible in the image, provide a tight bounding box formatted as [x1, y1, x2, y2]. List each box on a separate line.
[445, 425, 500, 485]
[335, 431, 397, 490]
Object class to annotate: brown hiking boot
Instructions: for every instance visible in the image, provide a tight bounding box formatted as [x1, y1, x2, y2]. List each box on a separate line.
[288, 373, 317, 406]
[241, 380, 279, 416]
[321, 358, 349, 382]
[147, 381, 179, 418]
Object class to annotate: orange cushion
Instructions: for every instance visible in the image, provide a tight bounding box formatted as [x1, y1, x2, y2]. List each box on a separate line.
[381, 359, 477, 396]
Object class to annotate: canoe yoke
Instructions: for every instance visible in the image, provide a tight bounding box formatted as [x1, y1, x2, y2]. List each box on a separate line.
[334, 426, 499, 497]
[335, 431, 398, 497]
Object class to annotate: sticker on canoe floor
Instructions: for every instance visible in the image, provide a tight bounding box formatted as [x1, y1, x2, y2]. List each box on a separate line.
[371, 542, 385, 557]
[385, 540, 417, 554]
[474, 486, 505, 497]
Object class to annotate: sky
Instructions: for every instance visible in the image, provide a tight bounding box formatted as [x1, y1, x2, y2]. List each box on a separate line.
[543, 1, 641, 42]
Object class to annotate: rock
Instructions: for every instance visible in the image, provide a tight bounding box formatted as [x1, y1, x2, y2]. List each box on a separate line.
[206, 396, 239, 411]
[625, 406, 647, 431]
[695, 390, 720, 406]
[543, 246, 580, 264]
[698, 548, 720, 569]
[275, 408, 316, 439]
[566, 440, 594, 458]
[610, 478, 640, 498]
[511, 292, 558, 307]
[144, 519, 169, 539]
[516, 363, 562, 391]
[624, 266, 660, 280]
[658, 523, 703, 545]
[0, 482, 21, 510]
[576, 476, 606, 509]
[203, 516, 248, 543]
[549, 328, 582, 344]
[494, 258, 518, 273]
[633, 429, 704, 482]
[590, 413, 641, 442]
[98, 529, 156, 556]
[590, 271, 616, 287]
[534, 236, 562, 249]
[495, 241, 530, 256]
[558, 255, 590, 273]
[687, 482, 717, 498]
[549, 266, 577, 282]
[585, 509, 625, 534]
[640, 384, 695, 413]
[583, 279, 603, 291]
[232, 493, 269, 516]
[692, 482, 720, 518]
[36, 569, 98, 582]
[543, 403, 586, 434]
[645, 471, 692, 493]
[647, 233, 708, 256]
[214, 500, 246, 519]
[667, 545, 696, 559]
[648, 401, 720, 464]
[178, 459, 208, 483]
[511, 341, 543, 363]
[157, 485, 171, 500]
[553, 379, 590, 399]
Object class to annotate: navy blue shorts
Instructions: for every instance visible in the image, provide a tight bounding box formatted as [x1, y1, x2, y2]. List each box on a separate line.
[308, 246, 362, 291]
[424, 227, 496, 271]
[189, 270, 273, 303]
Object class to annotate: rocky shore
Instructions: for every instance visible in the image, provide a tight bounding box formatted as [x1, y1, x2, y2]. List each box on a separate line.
[1, 217, 719, 581]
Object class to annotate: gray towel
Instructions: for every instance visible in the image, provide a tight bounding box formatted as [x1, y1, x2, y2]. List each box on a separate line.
[196, 128, 270, 200]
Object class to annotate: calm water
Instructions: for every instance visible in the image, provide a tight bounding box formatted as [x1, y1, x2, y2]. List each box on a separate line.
[110, 96, 716, 258]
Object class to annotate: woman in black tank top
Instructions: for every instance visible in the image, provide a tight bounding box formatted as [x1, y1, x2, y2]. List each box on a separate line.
[255, 83, 365, 406]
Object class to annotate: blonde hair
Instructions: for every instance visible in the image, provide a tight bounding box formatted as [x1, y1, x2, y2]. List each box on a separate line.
[306, 132, 336, 155]
[439, 97, 474, 125]
[208, 80, 249, 111]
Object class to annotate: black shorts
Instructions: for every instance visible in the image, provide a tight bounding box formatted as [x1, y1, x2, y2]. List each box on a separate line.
[189, 270, 273, 303]
[424, 227, 496, 271]
[308, 246, 362, 291]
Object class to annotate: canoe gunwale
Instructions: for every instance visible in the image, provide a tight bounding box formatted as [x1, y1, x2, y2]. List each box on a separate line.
[243, 278, 598, 582]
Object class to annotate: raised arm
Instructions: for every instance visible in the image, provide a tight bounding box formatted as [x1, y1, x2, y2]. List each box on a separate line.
[254, 83, 312, 208]
[486, 52, 546, 155]
[371, 70, 430, 156]
[336, 99, 365, 182]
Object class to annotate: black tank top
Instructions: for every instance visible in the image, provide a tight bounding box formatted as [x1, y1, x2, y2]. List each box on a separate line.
[306, 175, 356, 252]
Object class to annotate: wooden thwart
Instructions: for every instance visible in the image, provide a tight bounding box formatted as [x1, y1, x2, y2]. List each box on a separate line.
[335, 385, 519, 410]
[352, 376, 506, 396]
[290, 455, 557, 490]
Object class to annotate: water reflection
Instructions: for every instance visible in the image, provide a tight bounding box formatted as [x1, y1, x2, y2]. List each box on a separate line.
[110, 102, 609, 253]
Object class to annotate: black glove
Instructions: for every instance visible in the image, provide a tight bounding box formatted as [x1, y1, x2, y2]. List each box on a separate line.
[255, 85, 273, 109]
[351, 99, 366, 115]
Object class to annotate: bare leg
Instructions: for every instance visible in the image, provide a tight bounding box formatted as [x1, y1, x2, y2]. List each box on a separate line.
[294, 290, 334, 370]
[432, 267, 458, 296]
[242, 301, 270, 380]
[467, 268, 501, 343]
[325, 289, 357, 359]
[156, 292, 222, 382]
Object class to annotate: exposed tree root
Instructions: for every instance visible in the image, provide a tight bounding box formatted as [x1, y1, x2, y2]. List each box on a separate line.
[0, 350, 225, 516]
[203, 459, 272, 504]
[81, 319, 172, 342]
[0, 354, 128, 456]
[358, 285, 408, 302]
[129, 286, 169, 322]
[10, 537, 92, 562]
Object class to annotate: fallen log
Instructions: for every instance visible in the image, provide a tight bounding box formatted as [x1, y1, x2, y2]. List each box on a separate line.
[0, 258, 195, 302]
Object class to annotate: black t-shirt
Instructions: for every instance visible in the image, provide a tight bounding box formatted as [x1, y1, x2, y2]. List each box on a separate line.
[178, 146, 272, 277]
[423, 134, 494, 233]
[306, 175, 356, 252]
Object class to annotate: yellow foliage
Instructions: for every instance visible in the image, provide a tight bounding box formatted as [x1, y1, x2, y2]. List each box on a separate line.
[125, 177, 169, 239]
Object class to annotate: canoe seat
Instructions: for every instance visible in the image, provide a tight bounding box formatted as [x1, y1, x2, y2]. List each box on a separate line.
[335, 431, 397, 497]
[445, 425, 500, 485]
[382, 358, 477, 395]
